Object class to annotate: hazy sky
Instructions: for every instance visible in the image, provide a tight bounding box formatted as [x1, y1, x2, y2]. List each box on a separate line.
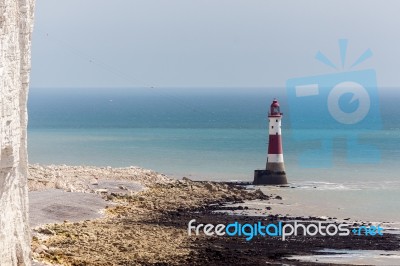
[30, 0, 400, 89]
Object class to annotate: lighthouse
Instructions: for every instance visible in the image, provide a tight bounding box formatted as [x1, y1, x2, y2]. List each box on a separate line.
[254, 99, 288, 185]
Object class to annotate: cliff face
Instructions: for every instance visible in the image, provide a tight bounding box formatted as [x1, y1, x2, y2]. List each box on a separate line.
[0, 0, 35, 265]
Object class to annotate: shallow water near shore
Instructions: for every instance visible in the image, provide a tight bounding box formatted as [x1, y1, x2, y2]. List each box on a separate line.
[258, 182, 400, 228]
[289, 249, 400, 265]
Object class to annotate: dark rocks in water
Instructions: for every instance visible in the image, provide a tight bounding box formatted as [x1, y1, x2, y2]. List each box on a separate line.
[222, 181, 253, 186]
[182, 176, 192, 181]
[275, 195, 282, 200]
[253, 189, 269, 200]
[265, 206, 272, 210]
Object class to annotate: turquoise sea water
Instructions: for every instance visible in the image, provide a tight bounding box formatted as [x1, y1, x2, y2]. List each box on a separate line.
[27, 87, 400, 222]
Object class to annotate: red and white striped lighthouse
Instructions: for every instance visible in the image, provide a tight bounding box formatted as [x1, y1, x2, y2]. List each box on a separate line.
[254, 99, 288, 185]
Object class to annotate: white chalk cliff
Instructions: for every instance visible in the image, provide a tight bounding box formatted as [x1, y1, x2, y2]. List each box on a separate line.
[0, 0, 35, 265]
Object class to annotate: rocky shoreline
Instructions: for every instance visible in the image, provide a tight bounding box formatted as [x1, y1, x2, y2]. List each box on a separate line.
[29, 165, 400, 265]
[28, 164, 172, 192]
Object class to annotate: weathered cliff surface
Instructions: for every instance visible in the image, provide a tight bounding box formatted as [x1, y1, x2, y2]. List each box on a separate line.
[0, 0, 35, 265]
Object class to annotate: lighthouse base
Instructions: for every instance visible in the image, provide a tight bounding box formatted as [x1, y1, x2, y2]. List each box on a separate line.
[253, 170, 287, 185]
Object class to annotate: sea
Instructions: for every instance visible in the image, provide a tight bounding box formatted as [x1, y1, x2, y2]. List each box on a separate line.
[27, 87, 400, 226]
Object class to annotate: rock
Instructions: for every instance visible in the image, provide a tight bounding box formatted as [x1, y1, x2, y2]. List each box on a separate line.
[204, 182, 219, 192]
[38, 228, 56, 235]
[34, 244, 49, 254]
[46, 247, 59, 255]
[55, 180, 65, 189]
